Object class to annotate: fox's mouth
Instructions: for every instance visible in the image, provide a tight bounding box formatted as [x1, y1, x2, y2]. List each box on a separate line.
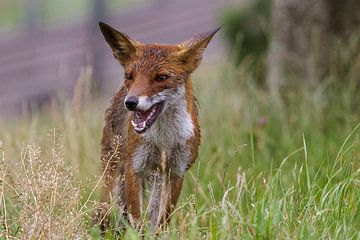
[131, 101, 165, 134]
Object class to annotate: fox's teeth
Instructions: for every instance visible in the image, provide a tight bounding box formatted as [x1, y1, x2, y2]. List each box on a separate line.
[134, 121, 146, 132]
[147, 108, 156, 119]
[131, 120, 137, 127]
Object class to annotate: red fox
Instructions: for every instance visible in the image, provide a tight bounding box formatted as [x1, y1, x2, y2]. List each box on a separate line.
[96, 22, 220, 232]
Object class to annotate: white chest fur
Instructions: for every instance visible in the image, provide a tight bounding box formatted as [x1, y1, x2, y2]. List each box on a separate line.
[145, 96, 194, 148]
[131, 96, 194, 176]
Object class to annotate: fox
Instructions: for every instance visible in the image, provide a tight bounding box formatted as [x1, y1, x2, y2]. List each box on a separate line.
[95, 22, 220, 232]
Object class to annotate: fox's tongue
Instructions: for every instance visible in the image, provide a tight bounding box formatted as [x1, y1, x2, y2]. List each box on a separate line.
[130, 101, 165, 134]
[136, 109, 152, 123]
[131, 111, 151, 132]
[131, 118, 146, 132]
[131, 107, 157, 133]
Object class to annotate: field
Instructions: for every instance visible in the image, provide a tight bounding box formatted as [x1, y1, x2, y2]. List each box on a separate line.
[0, 62, 359, 239]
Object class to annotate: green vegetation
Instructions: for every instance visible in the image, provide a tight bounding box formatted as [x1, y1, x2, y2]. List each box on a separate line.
[0, 61, 359, 239]
[221, 0, 271, 61]
[221, 0, 271, 84]
[0, 0, 149, 29]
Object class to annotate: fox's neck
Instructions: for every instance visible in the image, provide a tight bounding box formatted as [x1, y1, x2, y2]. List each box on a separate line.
[143, 79, 195, 148]
[184, 78, 196, 114]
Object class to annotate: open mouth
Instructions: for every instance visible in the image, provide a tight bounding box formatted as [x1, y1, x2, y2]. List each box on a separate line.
[131, 101, 165, 134]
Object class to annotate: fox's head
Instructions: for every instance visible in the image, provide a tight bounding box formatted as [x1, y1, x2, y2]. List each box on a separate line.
[99, 22, 219, 134]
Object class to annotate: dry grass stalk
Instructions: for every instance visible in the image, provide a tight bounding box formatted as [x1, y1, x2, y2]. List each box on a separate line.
[1, 130, 87, 239]
[72, 65, 93, 114]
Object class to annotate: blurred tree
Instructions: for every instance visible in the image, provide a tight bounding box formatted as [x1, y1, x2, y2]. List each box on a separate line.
[22, 0, 44, 30]
[267, 0, 360, 92]
[89, 0, 108, 92]
[92, 0, 107, 24]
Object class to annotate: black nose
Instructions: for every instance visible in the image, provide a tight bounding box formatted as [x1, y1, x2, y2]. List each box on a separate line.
[124, 96, 138, 111]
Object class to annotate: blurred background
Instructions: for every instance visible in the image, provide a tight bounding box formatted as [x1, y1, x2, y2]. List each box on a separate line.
[1, 0, 359, 117]
[0, 0, 241, 116]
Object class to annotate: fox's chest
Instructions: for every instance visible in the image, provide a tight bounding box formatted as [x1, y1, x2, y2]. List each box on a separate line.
[130, 103, 195, 177]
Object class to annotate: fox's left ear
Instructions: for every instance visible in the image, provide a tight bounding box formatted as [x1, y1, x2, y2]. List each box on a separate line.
[178, 27, 221, 73]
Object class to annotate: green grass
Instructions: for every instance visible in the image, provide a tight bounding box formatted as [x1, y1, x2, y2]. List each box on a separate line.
[0, 62, 359, 239]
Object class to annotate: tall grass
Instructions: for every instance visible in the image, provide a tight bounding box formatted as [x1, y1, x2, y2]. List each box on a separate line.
[0, 62, 359, 239]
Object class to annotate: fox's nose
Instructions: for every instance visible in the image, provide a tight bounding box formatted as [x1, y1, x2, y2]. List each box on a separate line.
[124, 96, 139, 111]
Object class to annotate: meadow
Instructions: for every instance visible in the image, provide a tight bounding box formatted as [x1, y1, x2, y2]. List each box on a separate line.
[0, 61, 359, 239]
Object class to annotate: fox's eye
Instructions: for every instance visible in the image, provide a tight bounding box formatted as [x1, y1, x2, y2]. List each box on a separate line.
[125, 73, 133, 80]
[157, 75, 169, 81]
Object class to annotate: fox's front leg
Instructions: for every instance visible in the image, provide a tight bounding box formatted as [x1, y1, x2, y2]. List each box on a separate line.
[148, 174, 184, 230]
[157, 176, 184, 228]
[124, 160, 142, 226]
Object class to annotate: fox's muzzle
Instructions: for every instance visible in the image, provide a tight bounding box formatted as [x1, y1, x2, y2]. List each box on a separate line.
[124, 96, 139, 111]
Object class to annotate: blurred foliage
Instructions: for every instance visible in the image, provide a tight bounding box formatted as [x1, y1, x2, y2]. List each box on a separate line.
[0, 0, 21, 28]
[221, 0, 271, 84]
[0, 0, 148, 30]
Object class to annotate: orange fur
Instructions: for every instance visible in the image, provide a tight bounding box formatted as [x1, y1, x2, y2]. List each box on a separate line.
[95, 22, 219, 233]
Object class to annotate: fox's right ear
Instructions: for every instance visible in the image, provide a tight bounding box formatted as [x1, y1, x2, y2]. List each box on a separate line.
[99, 22, 138, 65]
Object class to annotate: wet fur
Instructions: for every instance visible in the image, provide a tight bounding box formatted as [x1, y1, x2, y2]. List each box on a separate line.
[96, 22, 219, 232]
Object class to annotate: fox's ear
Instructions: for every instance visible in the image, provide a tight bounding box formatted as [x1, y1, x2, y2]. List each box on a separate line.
[99, 22, 138, 65]
[178, 27, 221, 73]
